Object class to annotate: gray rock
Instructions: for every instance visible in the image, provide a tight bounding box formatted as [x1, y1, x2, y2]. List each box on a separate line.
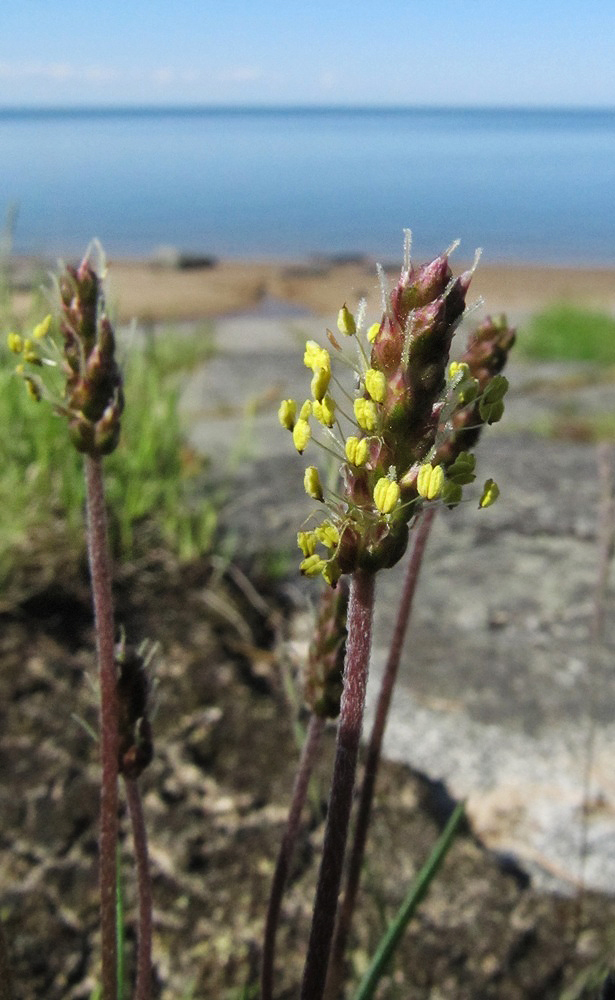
[180, 311, 615, 894]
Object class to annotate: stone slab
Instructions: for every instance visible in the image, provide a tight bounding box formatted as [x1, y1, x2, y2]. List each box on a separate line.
[179, 311, 615, 893]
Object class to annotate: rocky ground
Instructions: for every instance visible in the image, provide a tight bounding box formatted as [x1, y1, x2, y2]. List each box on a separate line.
[2, 536, 615, 1000]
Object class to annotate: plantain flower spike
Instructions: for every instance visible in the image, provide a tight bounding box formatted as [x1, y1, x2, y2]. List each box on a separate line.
[281, 233, 514, 584]
[434, 313, 516, 470]
[58, 249, 124, 456]
[115, 631, 154, 779]
[11, 244, 124, 457]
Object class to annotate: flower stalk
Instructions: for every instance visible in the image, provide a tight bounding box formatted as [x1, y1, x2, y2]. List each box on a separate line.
[300, 568, 376, 1000]
[262, 578, 349, 998]
[325, 506, 436, 998]
[85, 454, 120, 1000]
[261, 713, 325, 1000]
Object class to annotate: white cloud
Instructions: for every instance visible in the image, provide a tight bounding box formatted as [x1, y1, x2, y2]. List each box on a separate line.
[318, 70, 337, 92]
[151, 66, 175, 85]
[84, 65, 121, 84]
[0, 60, 101, 83]
[47, 62, 74, 81]
[0, 59, 182, 92]
[218, 66, 263, 85]
[0, 60, 67, 81]
[0, 58, 277, 101]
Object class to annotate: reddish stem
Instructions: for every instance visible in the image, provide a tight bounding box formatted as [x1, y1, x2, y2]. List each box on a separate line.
[261, 713, 325, 1000]
[300, 569, 376, 1000]
[325, 508, 436, 999]
[85, 455, 119, 1000]
[125, 777, 152, 1000]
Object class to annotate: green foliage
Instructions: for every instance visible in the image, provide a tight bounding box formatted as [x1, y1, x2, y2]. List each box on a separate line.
[519, 304, 615, 364]
[0, 324, 218, 576]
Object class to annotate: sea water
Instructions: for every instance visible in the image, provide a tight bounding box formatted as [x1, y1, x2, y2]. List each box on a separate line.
[0, 105, 613, 264]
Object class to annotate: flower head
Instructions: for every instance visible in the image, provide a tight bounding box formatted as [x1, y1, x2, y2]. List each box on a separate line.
[9, 245, 124, 457]
[280, 234, 513, 584]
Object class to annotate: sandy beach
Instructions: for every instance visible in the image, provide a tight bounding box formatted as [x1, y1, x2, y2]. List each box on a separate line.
[10, 255, 615, 324]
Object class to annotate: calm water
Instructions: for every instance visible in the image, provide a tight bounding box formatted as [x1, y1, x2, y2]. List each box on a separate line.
[1, 106, 614, 265]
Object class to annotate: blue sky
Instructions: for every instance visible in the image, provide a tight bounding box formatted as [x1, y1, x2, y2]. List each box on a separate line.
[1, 0, 614, 108]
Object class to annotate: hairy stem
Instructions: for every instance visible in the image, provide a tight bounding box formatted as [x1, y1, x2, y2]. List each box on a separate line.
[125, 778, 153, 1000]
[326, 508, 436, 999]
[300, 569, 376, 1000]
[85, 455, 119, 1000]
[261, 713, 325, 1000]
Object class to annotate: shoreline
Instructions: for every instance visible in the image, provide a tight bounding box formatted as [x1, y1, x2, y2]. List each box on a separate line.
[9, 255, 615, 325]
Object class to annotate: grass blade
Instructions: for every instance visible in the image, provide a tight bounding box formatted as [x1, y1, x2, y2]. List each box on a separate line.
[353, 801, 465, 1000]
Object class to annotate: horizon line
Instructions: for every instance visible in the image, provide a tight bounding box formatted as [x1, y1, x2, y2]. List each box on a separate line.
[0, 101, 614, 116]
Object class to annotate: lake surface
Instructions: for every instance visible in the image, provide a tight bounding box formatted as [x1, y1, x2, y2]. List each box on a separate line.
[0, 106, 613, 265]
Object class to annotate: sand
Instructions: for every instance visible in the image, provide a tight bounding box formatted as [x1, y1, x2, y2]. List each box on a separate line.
[10, 255, 615, 325]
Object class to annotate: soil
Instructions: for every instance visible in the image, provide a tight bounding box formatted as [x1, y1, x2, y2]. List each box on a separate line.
[2, 541, 615, 1000]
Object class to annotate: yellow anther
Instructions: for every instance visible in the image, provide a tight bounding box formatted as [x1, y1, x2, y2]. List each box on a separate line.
[299, 399, 312, 421]
[304, 340, 331, 373]
[292, 418, 311, 453]
[7, 332, 23, 354]
[354, 397, 378, 432]
[417, 463, 444, 500]
[364, 368, 386, 404]
[300, 554, 327, 577]
[23, 350, 42, 366]
[304, 466, 324, 502]
[278, 398, 297, 430]
[337, 304, 356, 336]
[297, 530, 318, 557]
[312, 395, 336, 427]
[373, 477, 400, 514]
[345, 435, 368, 466]
[448, 361, 470, 380]
[33, 314, 52, 340]
[479, 478, 500, 508]
[366, 322, 380, 344]
[311, 367, 331, 402]
[315, 521, 339, 548]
